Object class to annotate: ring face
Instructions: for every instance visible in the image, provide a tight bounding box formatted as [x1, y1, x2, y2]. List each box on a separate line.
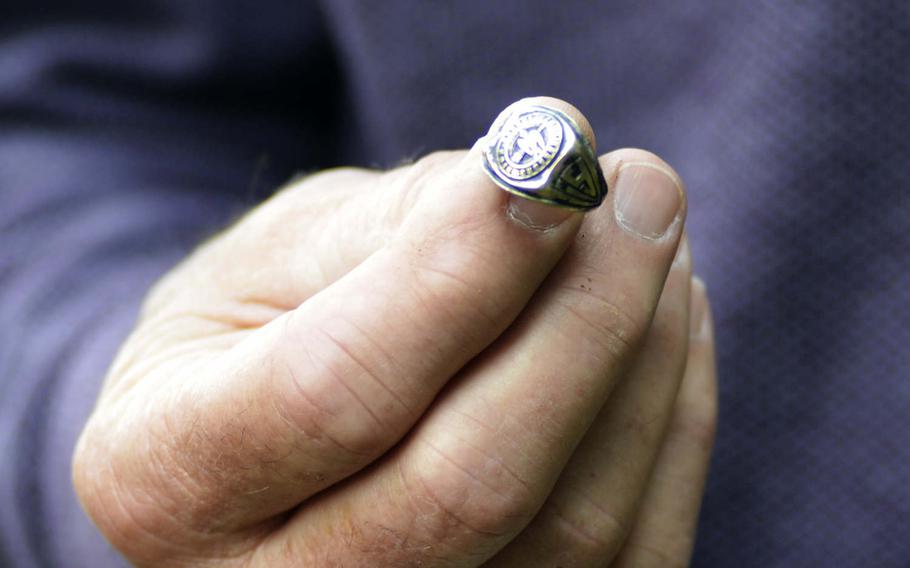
[494, 110, 564, 180]
[482, 102, 608, 211]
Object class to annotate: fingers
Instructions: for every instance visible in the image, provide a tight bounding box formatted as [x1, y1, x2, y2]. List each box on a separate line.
[612, 278, 718, 568]
[75, 98, 597, 540]
[262, 147, 688, 565]
[485, 236, 693, 567]
[148, 98, 601, 319]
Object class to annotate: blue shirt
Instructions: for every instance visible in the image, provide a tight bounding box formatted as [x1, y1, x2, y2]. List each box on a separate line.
[1, 1, 908, 566]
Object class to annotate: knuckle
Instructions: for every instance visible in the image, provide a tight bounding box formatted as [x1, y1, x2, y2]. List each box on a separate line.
[275, 320, 404, 461]
[555, 285, 648, 362]
[621, 409, 669, 449]
[72, 418, 182, 561]
[545, 493, 629, 561]
[277, 368, 390, 462]
[399, 442, 538, 545]
[648, 305, 689, 354]
[674, 399, 718, 454]
[406, 255, 508, 342]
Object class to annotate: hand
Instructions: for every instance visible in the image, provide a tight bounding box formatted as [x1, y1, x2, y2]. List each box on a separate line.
[73, 97, 717, 567]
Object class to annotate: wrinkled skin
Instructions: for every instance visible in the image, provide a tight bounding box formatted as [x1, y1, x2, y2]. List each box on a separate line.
[73, 98, 718, 567]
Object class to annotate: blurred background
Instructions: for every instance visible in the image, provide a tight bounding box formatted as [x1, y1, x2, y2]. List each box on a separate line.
[1, 1, 908, 566]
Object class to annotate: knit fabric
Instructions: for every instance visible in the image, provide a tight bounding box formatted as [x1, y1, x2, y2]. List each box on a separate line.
[1, 2, 907, 566]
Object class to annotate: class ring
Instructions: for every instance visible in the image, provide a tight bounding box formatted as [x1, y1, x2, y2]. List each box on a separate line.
[481, 101, 608, 211]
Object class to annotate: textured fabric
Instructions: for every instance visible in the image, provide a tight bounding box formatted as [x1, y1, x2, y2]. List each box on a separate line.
[1, 2, 907, 567]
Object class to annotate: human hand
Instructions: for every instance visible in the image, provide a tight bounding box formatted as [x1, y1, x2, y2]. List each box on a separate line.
[73, 97, 717, 567]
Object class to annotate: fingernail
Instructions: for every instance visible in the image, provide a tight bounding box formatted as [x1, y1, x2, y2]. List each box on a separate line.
[690, 276, 708, 339]
[507, 196, 577, 230]
[614, 162, 682, 239]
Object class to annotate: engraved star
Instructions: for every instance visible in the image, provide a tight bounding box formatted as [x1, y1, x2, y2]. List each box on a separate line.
[514, 125, 547, 162]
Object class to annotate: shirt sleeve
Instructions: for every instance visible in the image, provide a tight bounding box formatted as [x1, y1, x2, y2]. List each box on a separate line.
[0, 2, 342, 565]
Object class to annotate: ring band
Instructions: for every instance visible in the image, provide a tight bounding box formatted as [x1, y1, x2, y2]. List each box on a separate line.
[481, 101, 608, 211]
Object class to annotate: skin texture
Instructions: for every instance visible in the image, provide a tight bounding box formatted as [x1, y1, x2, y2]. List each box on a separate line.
[73, 98, 718, 567]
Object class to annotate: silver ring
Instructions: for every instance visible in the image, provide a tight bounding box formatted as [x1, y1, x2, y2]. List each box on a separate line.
[481, 101, 608, 211]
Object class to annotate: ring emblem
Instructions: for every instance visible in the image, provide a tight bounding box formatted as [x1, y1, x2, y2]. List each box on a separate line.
[495, 110, 564, 180]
